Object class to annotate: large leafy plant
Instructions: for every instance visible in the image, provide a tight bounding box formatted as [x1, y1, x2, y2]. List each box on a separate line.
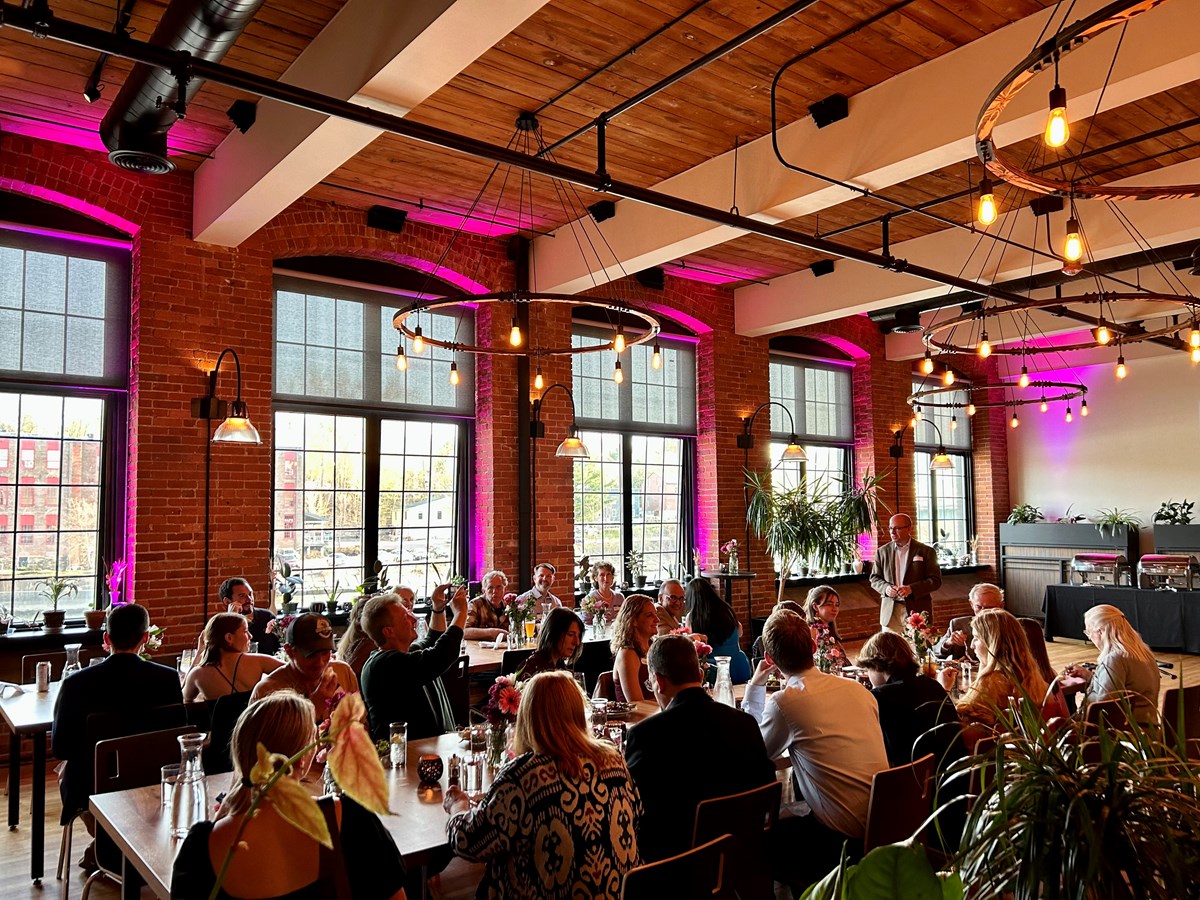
[1092, 507, 1142, 539]
[1153, 499, 1194, 526]
[1006, 503, 1044, 525]
[746, 469, 888, 602]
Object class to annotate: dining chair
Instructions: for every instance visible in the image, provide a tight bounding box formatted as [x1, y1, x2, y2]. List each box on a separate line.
[203, 691, 252, 774]
[500, 648, 534, 677]
[863, 753, 936, 853]
[84, 726, 195, 900]
[692, 780, 780, 900]
[21, 648, 107, 684]
[1084, 698, 1129, 732]
[1160, 684, 1200, 754]
[592, 671, 617, 701]
[443, 655, 471, 728]
[620, 833, 735, 899]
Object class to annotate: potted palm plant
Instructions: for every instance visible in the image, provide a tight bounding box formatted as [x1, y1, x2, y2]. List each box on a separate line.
[38, 576, 77, 632]
[746, 470, 887, 604]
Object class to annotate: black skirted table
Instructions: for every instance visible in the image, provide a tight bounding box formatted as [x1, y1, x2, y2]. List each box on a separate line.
[1042, 584, 1200, 653]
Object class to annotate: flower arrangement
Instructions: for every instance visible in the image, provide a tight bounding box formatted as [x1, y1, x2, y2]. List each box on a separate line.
[904, 610, 938, 657]
[671, 627, 713, 680]
[720, 538, 738, 556]
[104, 559, 127, 607]
[504, 591, 535, 624]
[266, 613, 297, 639]
[581, 592, 609, 619]
[206, 692, 389, 900]
[481, 673, 523, 727]
[140, 625, 164, 660]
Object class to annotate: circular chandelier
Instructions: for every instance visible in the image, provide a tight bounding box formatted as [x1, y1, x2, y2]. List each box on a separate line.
[975, 0, 1195, 202]
[909, 378, 1090, 426]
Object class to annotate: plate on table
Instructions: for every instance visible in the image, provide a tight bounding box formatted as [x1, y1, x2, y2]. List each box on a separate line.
[605, 701, 636, 720]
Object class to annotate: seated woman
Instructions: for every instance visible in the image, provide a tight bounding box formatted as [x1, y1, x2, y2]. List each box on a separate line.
[686, 578, 751, 684]
[172, 692, 407, 900]
[183, 613, 283, 703]
[1062, 604, 1161, 724]
[610, 594, 659, 702]
[805, 585, 851, 673]
[443, 670, 642, 898]
[582, 560, 625, 624]
[937, 608, 1048, 735]
[857, 630, 962, 767]
[520, 607, 584, 679]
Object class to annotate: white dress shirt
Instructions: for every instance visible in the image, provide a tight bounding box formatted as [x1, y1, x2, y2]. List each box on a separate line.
[744, 669, 889, 838]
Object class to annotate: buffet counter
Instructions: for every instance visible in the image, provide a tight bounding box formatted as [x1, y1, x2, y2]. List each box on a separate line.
[1042, 584, 1200, 653]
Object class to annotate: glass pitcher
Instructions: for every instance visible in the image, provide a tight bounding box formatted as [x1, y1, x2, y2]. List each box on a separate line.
[171, 732, 209, 838]
[62, 644, 83, 679]
[713, 656, 737, 708]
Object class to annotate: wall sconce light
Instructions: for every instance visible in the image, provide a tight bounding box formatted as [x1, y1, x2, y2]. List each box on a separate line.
[530, 383, 590, 460]
[190, 348, 261, 444]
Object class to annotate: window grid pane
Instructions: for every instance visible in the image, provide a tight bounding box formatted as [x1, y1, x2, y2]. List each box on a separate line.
[377, 419, 460, 600]
[912, 380, 971, 450]
[0, 390, 104, 619]
[571, 335, 620, 421]
[770, 357, 852, 441]
[631, 435, 684, 582]
[573, 431, 624, 566]
[913, 450, 970, 559]
[272, 412, 365, 603]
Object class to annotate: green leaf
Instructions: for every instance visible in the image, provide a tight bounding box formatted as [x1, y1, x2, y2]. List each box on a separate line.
[843, 844, 943, 900]
[939, 871, 964, 900]
[269, 774, 332, 848]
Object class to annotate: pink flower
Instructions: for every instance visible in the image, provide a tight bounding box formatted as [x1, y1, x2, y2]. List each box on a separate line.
[496, 685, 521, 716]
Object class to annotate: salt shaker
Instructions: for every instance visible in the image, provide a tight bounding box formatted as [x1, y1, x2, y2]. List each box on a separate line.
[448, 753, 461, 789]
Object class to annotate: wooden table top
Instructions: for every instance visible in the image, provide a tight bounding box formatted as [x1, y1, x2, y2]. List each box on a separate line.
[0, 681, 59, 732]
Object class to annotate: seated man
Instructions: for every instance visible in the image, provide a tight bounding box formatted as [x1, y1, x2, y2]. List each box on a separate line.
[514, 562, 562, 611]
[250, 613, 358, 719]
[361, 585, 468, 740]
[463, 570, 510, 641]
[932, 582, 1004, 659]
[52, 603, 183, 849]
[221, 576, 279, 655]
[744, 609, 889, 877]
[625, 634, 776, 861]
[654, 579, 686, 635]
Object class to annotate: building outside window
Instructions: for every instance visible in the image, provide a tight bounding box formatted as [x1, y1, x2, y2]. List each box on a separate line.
[571, 326, 696, 584]
[0, 227, 129, 620]
[272, 275, 472, 601]
[912, 379, 973, 559]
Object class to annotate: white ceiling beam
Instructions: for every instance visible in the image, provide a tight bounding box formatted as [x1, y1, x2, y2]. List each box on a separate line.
[192, 0, 549, 246]
[736, 155, 1200, 336]
[532, 0, 1199, 295]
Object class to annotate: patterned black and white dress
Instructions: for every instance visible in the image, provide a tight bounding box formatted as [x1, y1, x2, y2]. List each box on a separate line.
[447, 750, 642, 899]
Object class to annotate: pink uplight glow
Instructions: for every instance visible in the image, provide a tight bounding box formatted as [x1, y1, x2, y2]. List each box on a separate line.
[0, 177, 139, 235]
[392, 255, 490, 294]
[405, 208, 524, 239]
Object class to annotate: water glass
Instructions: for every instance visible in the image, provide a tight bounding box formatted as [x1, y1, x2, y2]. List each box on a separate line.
[464, 751, 486, 798]
[179, 650, 195, 673]
[160, 764, 180, 807]
[572, 672, 588, 695]
[389, 722, 408, 768]
[589, 699, 608, 737]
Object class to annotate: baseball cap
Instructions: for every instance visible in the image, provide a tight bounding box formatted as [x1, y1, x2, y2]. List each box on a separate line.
[285, 613, 336, 657]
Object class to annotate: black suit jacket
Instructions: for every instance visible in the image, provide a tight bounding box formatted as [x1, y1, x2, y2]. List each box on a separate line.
[624, 687, 776, 862]
[51, 653, 184, 820]
[870, 674, 963, 768]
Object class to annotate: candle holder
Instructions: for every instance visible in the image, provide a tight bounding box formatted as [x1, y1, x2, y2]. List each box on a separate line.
[417, 754, 444, 786]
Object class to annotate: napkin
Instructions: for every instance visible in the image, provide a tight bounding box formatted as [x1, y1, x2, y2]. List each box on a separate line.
[0, 682, 25, 699]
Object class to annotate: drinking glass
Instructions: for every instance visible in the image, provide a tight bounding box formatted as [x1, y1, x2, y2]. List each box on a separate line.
[247, 642, 258, 654]
[179, 649, 195, 673]
[389, 722, 408, 768]
[589, 699, 608, 737]
[464, 750, 486, 798]
[523, 620, 536, 642]
[572, 672, 588, 695]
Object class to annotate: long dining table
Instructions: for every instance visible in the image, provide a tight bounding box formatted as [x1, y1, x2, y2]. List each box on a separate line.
[0, 680, 62, 882]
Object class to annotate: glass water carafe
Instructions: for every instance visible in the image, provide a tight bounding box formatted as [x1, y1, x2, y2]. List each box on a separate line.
[62, 644, 83, 679]
[171, 732, 209, 838]
[713, 656, 736, 708]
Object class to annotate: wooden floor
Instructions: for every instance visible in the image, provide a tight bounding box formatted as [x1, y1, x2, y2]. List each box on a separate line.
[1, 637, 1193, 900]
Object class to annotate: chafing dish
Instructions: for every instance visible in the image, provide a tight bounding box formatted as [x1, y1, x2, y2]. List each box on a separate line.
[1137, 554, 1198, 590]
[1069, 553, 1129, 587]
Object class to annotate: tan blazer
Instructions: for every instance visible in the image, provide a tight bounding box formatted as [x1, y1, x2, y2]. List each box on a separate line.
[869, 539, 943, 625]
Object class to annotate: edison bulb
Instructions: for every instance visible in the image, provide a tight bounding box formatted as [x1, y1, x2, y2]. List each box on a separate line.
[1191, 326, 1200, 349]
[1010, 412, 1019, 429]
[509, 321, 522, 347]
[534, 368, 544, 390]
[1040, 397, 1048, 413]
[966, 403, 976, 417]
[1116, 357, 1127, 380]
[1192, 347, 1200, 364]
[1063, 218, 1083, 263]
[1080, 400, 1089, 416]
[1018, 366, 1030, 389]
[449, 361, 460, 386]
[412, 327, 425, 354]
[1095, 324, 1111, 346]
[1044, 86, 1069, 148]
[978, 332, 991, 358]
[943, 368, 955, 386]
[395, 345, 407, 371]
[614, 330, 626, 354]
[949, 415, 958, 431]
[1065, 407, 1073, 423]
[651, 343, 662, 370]
[613, 360, 624, 384]
[921, 352, 934, 375]
[978, 188, 997, 227]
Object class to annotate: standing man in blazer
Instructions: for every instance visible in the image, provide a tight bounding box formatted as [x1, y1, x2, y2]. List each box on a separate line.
[870, 513, 942, 631]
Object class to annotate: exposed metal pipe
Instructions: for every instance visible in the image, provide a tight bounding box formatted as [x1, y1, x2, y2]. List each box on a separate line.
[1, 1, 1042, 307]
[538, 0, 824, 159]
[98, 0, 266, 174]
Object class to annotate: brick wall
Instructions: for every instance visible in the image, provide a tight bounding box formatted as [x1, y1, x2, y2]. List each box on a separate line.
[0, 134, 1010, 652]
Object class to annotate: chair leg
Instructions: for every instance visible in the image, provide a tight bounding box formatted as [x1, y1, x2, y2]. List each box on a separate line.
[57, 818, 72, 881]
[80, 868, 120, 900]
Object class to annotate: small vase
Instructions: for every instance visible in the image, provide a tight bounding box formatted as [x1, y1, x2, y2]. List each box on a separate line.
[728, 550, 739, 575]
[109, 589, 121, 608]
[486, 723, 511, 768]
[921, 653, 938, 678]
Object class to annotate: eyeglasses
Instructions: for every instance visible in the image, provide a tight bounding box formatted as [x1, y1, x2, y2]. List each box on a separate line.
[643, 677, 657, 695]
[888, 525, 911, 532]
[665, 594, 685, 601]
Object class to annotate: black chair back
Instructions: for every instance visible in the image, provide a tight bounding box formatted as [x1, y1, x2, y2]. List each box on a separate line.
[22, 649, 106, 683]
[621, 833, 735, 899]
[1084, 698, 1129, 732]
[203, 691, 253, 774]
[501, 648, 534, 676]
[578, 639, 615, 696]
[693, 781, 781, 900]
[443, 655, 471, 728]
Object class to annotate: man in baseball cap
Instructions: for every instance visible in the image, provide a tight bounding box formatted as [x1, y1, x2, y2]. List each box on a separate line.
[251, 613, 357, 717]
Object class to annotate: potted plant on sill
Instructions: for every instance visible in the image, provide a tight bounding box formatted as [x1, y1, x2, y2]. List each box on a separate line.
[1152, 498, 1199, 553]
[273, 558, 303, 614]
[37, 576, 77, 632]
[626, 549, 646, 590]
[83, 599, 107, 630]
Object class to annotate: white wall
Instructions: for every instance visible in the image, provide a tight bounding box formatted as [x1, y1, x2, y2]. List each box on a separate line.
[1007, 351, 1200, 552]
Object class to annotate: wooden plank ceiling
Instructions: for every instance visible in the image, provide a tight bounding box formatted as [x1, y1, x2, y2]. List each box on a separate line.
[2, 0, 1196, 291]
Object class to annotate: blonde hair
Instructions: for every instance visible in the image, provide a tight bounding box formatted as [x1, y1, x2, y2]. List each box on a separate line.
[610, 594, 655, 656]
[337, 598, 375, 664]
[1085, 604, 1156, 666]
[959, 609, 1048, 716]
[219, 693, 317, 819]
[512, 670, 619, 779]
